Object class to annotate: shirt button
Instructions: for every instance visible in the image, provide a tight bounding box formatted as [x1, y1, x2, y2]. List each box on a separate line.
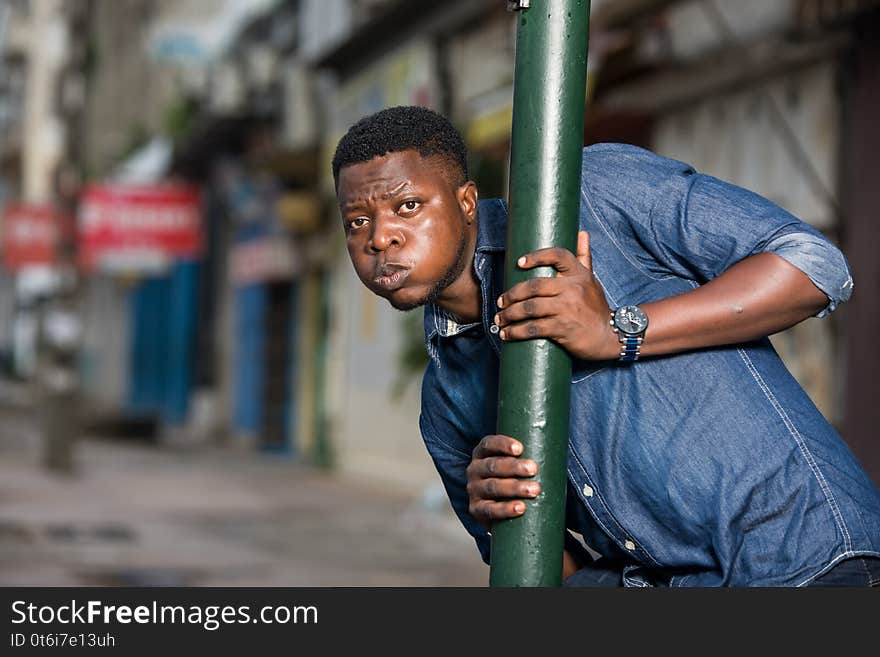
[624, 540, 636, 551]
[489, 324, 500, 334]
[582, 484, 593, 498]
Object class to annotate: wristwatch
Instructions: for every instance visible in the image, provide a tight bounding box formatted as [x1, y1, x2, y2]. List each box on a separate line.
[610, 305, 649, 362]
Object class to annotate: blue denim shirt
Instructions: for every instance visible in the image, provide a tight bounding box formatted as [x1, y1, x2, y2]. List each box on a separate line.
[418, 143, 880, 587]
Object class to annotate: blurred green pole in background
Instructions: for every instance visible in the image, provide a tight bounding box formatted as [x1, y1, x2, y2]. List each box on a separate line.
[490, 0, 591, 587]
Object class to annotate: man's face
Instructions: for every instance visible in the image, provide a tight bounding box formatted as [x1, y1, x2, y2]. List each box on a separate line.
[336, 150, 477, 311]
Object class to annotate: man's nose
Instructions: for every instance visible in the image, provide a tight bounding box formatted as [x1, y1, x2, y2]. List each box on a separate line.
[370, 213, 405, 252]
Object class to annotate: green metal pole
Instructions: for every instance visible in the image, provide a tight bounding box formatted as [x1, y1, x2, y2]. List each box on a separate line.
[490, 0, 591, 587]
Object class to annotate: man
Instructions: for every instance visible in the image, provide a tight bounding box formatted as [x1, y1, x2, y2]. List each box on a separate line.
[333, 105, 880, 586]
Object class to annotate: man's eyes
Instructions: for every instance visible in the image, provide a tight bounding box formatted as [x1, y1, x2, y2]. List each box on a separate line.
[346, 200, 420, 229]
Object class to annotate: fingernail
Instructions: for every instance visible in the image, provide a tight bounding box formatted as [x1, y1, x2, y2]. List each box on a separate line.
[527, 485, 539, 496]
[493, 314, 500, 325]
[499, 329, 507, 340]
[517, 256, 526, 267]
[496, 296, 504, 308]
[511, 443, 522, 455]
[514, 503, 525, 513]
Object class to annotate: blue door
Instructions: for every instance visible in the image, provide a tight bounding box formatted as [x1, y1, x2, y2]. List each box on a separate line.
[128, 260, 199, 424]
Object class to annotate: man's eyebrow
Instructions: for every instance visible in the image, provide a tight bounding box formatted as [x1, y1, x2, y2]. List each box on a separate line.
[340, 180, 416, 212]
[380, 181, 413, 200]
[340, 199, 367, 212]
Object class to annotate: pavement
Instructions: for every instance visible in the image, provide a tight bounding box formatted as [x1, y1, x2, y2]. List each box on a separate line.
[0, 386, 488, 587]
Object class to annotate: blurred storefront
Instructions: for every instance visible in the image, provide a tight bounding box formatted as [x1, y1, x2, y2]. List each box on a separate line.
[222, 164, 299, 452]
[167, 0, 328, 458]
[78, 182, 202, 425]
[0, 202, 67, 377]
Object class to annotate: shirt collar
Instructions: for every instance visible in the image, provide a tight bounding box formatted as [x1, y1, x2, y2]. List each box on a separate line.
[475, 198, 507, 254]
[423, 198, 508, 355]
[432, 305, 480, 338]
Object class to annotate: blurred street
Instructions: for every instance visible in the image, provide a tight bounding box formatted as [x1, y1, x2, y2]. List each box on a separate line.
[0, 386, 487, 587]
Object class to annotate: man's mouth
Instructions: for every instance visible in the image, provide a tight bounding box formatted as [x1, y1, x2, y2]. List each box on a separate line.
[374, 264, 411, 291]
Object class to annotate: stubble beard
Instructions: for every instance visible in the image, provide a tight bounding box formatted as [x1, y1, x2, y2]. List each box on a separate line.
[387, 233, 470, 312]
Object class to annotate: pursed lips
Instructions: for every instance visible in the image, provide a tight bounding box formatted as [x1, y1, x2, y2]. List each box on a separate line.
[373, 263, 411, 291]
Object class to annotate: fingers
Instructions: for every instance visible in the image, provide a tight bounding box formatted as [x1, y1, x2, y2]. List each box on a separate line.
[516, 245, 580, 274]
[467, 476, 541, 501]
[470, 499, 528, 525]
[469, 435, 542, 527]
[516, 233, 592, 275]
[498, 317, 559, 342]
[472, 434, 524, 459]
[497, 277, 560, 309]
[576, 230, 592, 271]
[467, 478, 542, 526]
[467, 454, 538, 479]
[494, 296, 558, 328]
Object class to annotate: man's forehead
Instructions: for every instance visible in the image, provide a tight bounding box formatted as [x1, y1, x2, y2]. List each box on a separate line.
[340, 178, 412, 205]
[337, 151, 446, 201]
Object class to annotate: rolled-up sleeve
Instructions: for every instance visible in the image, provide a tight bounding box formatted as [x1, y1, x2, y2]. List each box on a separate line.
[581, 145, 854, 318]
[648, 171, 854, 316]
[762, 230, 853, 317]
[658, 172, 855, 318]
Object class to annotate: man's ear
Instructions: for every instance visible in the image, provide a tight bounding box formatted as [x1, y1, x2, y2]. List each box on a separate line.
[457, 180, 478, 225]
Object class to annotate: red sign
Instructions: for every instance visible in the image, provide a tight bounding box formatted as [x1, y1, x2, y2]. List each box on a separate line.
[78, 183, 202, 271]
[2, 204, 61, 270]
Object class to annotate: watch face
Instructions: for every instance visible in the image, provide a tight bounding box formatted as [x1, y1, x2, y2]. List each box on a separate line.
[614, 305, 648, 335]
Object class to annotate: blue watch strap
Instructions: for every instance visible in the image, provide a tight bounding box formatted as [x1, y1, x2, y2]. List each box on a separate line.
[619, 336, 641, 362]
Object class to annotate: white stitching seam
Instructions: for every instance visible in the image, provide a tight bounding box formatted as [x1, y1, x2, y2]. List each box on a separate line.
[477, 253, 497, 353]
[427, 305, 440, 366]
[422, 415, 472, 460]
[795, 551, 856, 586]
[622, 569, 650, 587]
[571, 368, 607, 385]
[419, 400, 473, 460]
[567, 466, 639, 567]
[796, 552, 880, 586]
[737, 348, 853, 553]
[567, 451, 663, 568]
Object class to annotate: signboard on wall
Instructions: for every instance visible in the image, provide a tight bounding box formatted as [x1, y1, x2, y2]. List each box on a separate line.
[78, 183, 203, 272]
[1, 204, 63, 270]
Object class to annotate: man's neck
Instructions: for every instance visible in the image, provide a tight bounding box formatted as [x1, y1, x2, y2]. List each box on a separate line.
[434, 234, 482, 324]
[438, 302, 481, 326]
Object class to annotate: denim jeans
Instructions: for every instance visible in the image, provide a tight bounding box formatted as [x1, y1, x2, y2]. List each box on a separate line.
[562, 559, 625, 587]
[562, 557, 880, 587]
[806, 557, 880, 587]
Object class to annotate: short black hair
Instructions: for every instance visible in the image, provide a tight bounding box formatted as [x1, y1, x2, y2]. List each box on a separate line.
[332, 105, 468, 188]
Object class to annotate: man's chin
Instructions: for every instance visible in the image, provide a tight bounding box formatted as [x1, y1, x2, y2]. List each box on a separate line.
[381, 287, 428, 312]
[387, 295, 426, 312]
